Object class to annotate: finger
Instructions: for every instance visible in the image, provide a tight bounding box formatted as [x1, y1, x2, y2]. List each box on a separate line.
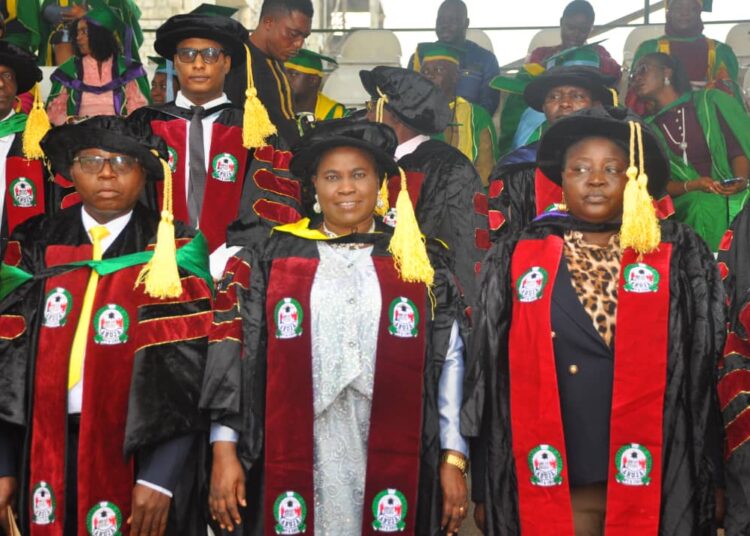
[156, 507, 169, 536]
[236, 479, 247, 509]
[130, 506, 145, 536]
[447, 505, 463, 533]
[215, 498, 235, 532]
[225, 486, 241, 526]
[441, 498, 451, 529]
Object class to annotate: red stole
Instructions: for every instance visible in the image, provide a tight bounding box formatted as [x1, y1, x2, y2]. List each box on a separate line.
[386, 172, 425, 209]
[150, 119, 248, 252]
[509, 235, 671, 534]
[4, 157, 45, 234]
[263, 256, 426, 535]
[534, 169, 563, 216]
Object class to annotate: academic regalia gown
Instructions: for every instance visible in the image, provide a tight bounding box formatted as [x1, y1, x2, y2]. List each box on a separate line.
[717, 205, 750, 535]
[397, 140, 489, 308]
[128, 103, 303, 252]
[0, 203, 213, 535]
[464, 215, 725, 535]
[200, 216, 469, 535]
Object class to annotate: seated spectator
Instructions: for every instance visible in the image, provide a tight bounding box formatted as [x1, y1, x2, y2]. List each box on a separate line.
[284, 48, 348, 121]
[46, 5, 149, 125]
[418, 42, 498, 183]
[497, 0, 621, 155]
[487, 66, 615, 242]
[627, 0, 744, 113]
[408, 0, 500, 115]
[634, 52, 750, 251]
[148, 56, 179, 105]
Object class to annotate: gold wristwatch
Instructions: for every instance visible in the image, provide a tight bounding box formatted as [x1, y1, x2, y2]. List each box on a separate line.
[441, 452, 468, 474]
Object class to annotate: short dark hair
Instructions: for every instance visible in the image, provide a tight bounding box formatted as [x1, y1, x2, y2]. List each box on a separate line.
[562, 0, 595, 22]
[260, 0, 314, 19]
[74, 19, 119, 61]
[640, 52, 693, 94]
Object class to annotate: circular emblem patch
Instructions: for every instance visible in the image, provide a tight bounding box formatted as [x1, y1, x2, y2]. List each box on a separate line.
[167, 146, 178, 173]
[274, 298, 303, 339]
[273, 491, 307, 535]
[43, 287, 73, 328]
[10, 177, 36, 207]
[86, 501, 122, 536]
[211, 153, 239, 182]
[388, 297, 419, 338]
[624, 263, 660, 293]
[383, 207, 397, 228]
[516, 267, 548, 303]
[615, 443, 653, 486]
[93, 304, 129, 345]
[528, 444, 563, 486]
[31, 481, 56, 525]
[371, 488, 407, 532]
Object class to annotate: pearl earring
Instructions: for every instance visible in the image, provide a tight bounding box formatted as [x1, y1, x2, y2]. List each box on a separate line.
[313, 194, 321, 214]
[664, 77, 671, 86]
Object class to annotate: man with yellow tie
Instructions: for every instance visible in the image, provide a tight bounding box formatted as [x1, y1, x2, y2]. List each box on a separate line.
[0, 116, 213, 536]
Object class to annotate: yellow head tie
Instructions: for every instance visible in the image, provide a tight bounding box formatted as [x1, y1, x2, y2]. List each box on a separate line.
[135, 152, 182, 298]
[620, 121, 661, 255]
[23, 83, 51, 159]
[388, 168, 434, 286]
[243, 44, 277, 149]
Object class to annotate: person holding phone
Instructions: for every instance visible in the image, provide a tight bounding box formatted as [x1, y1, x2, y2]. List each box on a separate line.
[633, 52, 750, 251]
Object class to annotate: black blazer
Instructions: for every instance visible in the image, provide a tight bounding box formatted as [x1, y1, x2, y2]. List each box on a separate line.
[551, 258, 614, 488]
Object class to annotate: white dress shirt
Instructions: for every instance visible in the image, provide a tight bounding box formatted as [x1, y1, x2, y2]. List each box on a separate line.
[394, 134, 430, 160]
[0, 110, 17, 227]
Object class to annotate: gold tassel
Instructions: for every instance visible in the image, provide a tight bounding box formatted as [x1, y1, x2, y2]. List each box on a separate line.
[135, 154, 183, 298]
[388, 168, 434, 286]
[23, 83, 51, 160]
[243, 44, 277, 149]
[374, 87, 389, 124]
[374, 174, 389, 216]
[620, 122, 661, 255]
[608, 87, 620, 107]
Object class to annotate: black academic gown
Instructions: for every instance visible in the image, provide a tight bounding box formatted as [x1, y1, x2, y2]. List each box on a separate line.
[0, 203, 211, 535]
[128, 103, 304, 251]
[399, 139, 488, 308]
[224, 40, 300, 149]
[463, 215, 725, 535]
[200, 215, 469, 535]
[718, 204, 750, 535]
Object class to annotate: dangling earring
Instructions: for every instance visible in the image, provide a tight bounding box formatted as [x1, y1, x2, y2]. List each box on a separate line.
[376, 197, 385, 210]
[558, 192, 568, 212]
[664, 77, 671, 86]
[313, 194, 321, 214]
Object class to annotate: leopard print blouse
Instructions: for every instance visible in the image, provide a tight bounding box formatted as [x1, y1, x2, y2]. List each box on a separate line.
[562, 231, 622, 346]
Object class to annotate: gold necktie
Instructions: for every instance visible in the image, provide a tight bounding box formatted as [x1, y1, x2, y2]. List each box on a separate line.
[68, 225, 110, 389]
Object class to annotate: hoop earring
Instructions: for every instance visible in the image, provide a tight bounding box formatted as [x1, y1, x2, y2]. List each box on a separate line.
[313, 194, 321, 214]
[664, 77, 671, 86]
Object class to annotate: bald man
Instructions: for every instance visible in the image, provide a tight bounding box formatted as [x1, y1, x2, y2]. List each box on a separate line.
[409, 0, 500, 115]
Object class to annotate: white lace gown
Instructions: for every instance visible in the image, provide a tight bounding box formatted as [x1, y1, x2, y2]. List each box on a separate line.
[310, 243, 382, 535]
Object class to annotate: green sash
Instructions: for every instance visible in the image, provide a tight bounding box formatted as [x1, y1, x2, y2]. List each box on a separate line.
[0, 113, 28, 138]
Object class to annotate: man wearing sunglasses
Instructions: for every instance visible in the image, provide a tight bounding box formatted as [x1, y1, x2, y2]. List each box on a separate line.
[129, 12, 304, 279]
[0, 116, 213, 536]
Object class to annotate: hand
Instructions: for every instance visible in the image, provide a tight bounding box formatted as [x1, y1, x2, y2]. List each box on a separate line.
[0, 477, 17, 535]
[688, 176, 723, 194]
[62, 4, 87, 21]
[209, 442, 246, 532]
[127, 483, 171, 536]
[439, 452, 468, 535]
[473, 502, 486, 533]
[715, 178, 749, 196]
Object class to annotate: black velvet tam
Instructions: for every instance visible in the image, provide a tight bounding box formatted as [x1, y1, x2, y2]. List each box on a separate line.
[524, 65, 616, 111]
[0, 41, 42, 94]
[290, 118, 399, 180]
[536, 106, 670, 198]
[359, 66, 452, 135]
[154, 13, 249, 66]
[40, 116, 168, 181]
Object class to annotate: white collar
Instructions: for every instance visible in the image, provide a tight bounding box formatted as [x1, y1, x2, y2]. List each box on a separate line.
[81, 207, 133, 250]
[175, 91, 230, 110]
[395, 134, 430, 160]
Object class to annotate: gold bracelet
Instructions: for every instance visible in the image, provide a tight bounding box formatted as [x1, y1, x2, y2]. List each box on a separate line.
[441, 452, 468, 474]
[683, 181, 689, 193]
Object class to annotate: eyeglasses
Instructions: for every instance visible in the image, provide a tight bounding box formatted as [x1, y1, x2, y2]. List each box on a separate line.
[73, 155, 138, 174]
[175, 47, 226, 64]
[629, 63, 662, 81]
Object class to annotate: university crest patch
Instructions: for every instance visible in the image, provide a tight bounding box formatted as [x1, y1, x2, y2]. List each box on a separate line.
[388, 297, 419, 338]
[615, 443, 653, 486]
[623, 263, 660, 293]
[516, 266, 548, 303]
[93, 304, 129, 345]
[212, 153, 239, 182]
[86, 501, 122, 536]
[10, 177, 36, 207]
[43, 287, 73, 327]
[371, 488, 407, 532]
[31, 481, 56, 525]
[274, 297, 303, 339]
[273, 491, 307, 535]
[528, 444, 563, 486]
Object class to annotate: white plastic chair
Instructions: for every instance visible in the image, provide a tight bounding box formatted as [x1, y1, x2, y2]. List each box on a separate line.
[337, 29, 402, 65]
[467, 29, 494, 53]
[527, 28, 560, 55]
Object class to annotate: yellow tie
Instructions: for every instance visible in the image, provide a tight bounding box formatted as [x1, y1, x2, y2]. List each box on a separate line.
[68, 225, 110, 390]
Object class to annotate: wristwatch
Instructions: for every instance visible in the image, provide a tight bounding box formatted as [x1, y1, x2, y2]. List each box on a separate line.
[441, 452, 468, 474]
